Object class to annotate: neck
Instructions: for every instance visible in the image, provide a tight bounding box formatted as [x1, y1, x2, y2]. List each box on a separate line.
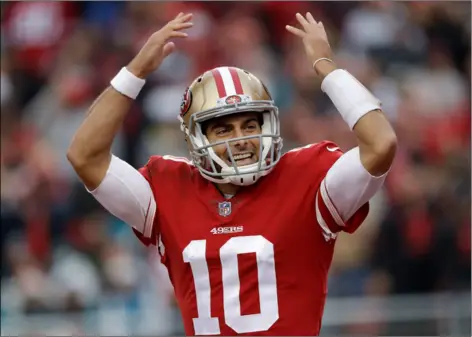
[215, 183, 241, 197]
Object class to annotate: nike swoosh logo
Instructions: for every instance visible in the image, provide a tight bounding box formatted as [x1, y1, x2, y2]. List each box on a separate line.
[326, 146, 340, 152]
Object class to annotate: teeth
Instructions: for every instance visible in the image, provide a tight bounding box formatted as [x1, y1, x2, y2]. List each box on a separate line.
[233, 153, 252, 161]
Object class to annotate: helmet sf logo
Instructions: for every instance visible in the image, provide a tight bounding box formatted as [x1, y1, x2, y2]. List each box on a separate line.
[180, 87, 192, 116]
[225, 95, 242, 105]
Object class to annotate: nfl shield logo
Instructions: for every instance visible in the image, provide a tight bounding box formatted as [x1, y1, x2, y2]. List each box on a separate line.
[218, 201, 232, 217]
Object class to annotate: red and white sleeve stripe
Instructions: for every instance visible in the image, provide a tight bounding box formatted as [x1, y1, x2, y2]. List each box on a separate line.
[315, 178, 345, 241]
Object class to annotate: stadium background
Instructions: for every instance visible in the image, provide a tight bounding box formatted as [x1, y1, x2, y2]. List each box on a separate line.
[0, 1, 470, 335]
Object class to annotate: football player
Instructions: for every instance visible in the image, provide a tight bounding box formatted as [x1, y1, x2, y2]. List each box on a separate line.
[67, 12, 397, 336]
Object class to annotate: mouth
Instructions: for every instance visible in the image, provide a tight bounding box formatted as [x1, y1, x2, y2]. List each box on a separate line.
[228, 152, 256, 166]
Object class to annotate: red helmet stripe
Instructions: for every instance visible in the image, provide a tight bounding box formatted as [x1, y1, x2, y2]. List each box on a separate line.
[228, 67, 244, 94]
[211, 69, 226, 98]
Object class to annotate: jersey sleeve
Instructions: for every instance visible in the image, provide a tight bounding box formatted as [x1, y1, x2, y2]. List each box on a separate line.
[88, 155, 157, 244]
[323, 146, 387, 220]
[315, 141, 392, 240]
[298, 142, 371, 240]
[132, 156, 162, 247]
[134, 155, 194, 250]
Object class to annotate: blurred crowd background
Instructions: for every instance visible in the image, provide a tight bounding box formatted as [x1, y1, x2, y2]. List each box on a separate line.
[1, 1, 470, 336]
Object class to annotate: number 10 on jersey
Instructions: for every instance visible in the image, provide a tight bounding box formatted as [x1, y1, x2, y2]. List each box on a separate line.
[183, 235, 279, 334]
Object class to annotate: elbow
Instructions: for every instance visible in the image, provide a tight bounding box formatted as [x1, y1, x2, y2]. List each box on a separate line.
[376, 132, 398, 160]
[361, 133, 398, 176]
[67, 139, 92, 170]
[374, 134, 398, 174]
[67, 146, 86, 170]
[67, 138, 111, 178]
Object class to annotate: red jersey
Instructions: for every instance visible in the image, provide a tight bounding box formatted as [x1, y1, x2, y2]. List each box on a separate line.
[133, 141, 369, 336]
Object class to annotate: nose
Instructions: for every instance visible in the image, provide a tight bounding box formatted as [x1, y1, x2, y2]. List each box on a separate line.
[231, 127, 248, 149]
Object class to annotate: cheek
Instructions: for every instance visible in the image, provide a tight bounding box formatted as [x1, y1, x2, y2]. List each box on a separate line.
[211, 143, 227, 157]
[250, 139, 261, 152]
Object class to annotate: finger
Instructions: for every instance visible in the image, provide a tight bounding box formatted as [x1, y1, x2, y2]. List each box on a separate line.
[162, 42, 176, 58]
[306, 12, 317, 24]
[174, 12, 184, 20]
[318, 22, 329, 40]
[172, 22, 194, 31]
[170, 31, 189, 38]
[285, 25, 306, 38]
[295, 13, 310, 30]
[176, 13, 193, 23]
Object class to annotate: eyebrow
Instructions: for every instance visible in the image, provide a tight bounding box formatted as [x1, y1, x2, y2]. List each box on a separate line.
[244, 117, 259, 125]
[209, 117, 259, 132]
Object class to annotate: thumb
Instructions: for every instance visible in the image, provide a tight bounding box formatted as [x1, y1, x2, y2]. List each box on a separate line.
[162, 42, 176, 58]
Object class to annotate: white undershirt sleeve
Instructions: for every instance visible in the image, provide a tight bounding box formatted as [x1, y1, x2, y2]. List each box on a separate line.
[87, 155, 156, 238]
[323, 147, 387, 221]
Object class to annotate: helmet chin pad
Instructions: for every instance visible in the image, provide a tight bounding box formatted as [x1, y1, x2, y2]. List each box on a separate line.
[198, 161, 271, 186]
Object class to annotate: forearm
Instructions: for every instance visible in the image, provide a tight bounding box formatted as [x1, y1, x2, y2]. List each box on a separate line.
[67, 65, 147, 189]
[68, 87, 132, 164]
[316, 60, 397, 176]
[67, 87, 132, 189]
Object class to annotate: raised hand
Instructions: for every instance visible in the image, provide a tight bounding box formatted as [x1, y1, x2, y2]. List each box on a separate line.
[127, 12, 193, 78]
[286, 13, 335, 77]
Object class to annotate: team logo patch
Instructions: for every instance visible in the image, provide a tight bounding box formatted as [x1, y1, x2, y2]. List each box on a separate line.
[225, 95, 242, 105]
[218, 201, 232, 217]
[180, 87, 192, 116]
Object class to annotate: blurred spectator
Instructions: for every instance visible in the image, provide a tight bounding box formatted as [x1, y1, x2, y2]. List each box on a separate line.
[1, 2, 80, 105]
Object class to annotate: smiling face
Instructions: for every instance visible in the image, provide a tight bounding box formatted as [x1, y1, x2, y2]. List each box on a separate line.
[204, 111, 262, 167]
[178, 66, 283, 187]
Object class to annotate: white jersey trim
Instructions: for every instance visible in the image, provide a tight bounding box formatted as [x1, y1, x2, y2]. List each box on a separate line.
[315, 192, 338, 241]
[319, 178, 345, 228]
[87, 155, 156, 237]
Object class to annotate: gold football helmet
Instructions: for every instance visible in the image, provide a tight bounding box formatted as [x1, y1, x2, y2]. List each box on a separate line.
[178, 66, 283, 186]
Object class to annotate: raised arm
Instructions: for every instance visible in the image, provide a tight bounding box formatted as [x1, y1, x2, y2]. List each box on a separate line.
[67, 13, 193, 191]
[287, 13, 397, 225]
[66, 13, 193, 234]
[287, 13, 397, 177]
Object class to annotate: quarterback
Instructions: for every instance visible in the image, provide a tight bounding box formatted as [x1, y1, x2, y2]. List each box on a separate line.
[68, 12, 397, 336]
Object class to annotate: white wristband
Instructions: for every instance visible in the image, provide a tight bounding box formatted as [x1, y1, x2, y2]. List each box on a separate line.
[321, 69, 381, 130]
[110, 67, 146, 100]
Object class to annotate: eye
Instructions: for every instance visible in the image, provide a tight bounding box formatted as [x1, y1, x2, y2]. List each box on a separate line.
[215, 127, 230, 136]
[245, 122, 258, 131]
